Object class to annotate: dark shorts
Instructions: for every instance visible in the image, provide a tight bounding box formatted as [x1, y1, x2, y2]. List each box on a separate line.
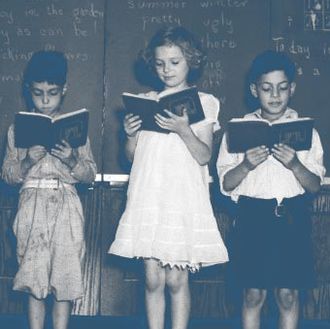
[230, 194, 315, 289]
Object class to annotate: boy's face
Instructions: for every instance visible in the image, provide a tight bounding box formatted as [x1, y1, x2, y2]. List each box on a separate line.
[30, 81, 66, 117]
[250, 70, 296, 122]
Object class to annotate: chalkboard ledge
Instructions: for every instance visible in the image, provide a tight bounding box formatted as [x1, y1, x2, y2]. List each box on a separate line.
[95, 174, 129, 186]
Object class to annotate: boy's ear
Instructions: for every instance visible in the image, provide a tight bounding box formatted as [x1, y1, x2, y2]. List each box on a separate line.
[62, 84, 68, 95]
[290, 82, 296, 95]
[250, 83, 258, 98]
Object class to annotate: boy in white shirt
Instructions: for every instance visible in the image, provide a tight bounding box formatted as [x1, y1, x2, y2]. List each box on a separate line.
[217, 50, 325, 329]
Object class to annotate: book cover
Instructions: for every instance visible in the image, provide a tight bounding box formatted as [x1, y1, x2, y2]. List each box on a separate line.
[227, 117, 314, 153]
[14, 108, 89, 149]
[122, 86, 205, 133]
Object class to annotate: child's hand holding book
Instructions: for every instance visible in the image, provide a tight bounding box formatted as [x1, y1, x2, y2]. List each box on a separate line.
[124, 113, 142, 138]
[14, 108, 89, 150]
[227, 117, 314, 153]
[242, 145, 270, 171]
[154, 108, 190, 134]
[271, 143, 300, 170]
[51, 140, 77, 169]
[122, 86, 205, 133]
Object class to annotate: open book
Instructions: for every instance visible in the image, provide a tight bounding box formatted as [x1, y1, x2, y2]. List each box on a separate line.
[122, 86, 205, 133]
[227, 117, 314, 153]
[14, 108, 89, 149]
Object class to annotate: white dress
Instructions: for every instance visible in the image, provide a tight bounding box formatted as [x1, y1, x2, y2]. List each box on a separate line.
[109, 92, 228, 270]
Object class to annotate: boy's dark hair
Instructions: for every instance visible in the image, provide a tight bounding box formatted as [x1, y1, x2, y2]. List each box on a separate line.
[23, 50, 67, 110]
[135, 26, 206, 89]
[247, 50, 296, 85]
[23, 50, 67, 87]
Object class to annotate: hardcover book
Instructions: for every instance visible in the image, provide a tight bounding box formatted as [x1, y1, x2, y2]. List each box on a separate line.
[122, 86, 205, 133]
[227, 117, 314, 153]
[14, 108, 89, 149]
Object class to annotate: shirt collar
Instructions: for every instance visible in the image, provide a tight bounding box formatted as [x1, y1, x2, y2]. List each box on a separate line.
[252, 108, 298, 122]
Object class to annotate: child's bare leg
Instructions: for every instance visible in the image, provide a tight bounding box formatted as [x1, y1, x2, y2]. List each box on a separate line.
[52, 300, 71, 329]
[242, 288, 267, 329]
[165, 266, 190, 329]
[275, 288, 299, 329]
[144, 258, 166, 329]
[28, 295, 46, 329]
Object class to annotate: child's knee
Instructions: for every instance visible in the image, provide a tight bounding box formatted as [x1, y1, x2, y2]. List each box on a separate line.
[145, 269, 165, 292]
[276, 288, 298, 310]
[166, 268, 188, 293]
[243, 288, 266, 308]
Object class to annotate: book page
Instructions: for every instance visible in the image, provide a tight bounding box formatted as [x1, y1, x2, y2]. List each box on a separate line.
[158, 86, 196, 99]
[272, 117, 313, 125]
[17, 111, 52, 120]
[52, 108, 88, 122]
[122, 92, 159, 101]
[229, 117, 270, 124]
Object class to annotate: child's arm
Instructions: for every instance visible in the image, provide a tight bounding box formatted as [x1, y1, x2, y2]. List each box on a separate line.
[124, 113, 142, 162]
[51, 139, 97, 184]
[155, 109, 212, 165]
[272, 143, 321, 193]
[2, 125, 46, 184]
[51, 140, 78, 168]
[223, 145, 269, 192]
[20, 146, 47, 176]
[126, 135, 139, 162]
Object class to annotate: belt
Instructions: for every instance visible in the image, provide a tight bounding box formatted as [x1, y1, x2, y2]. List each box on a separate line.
[238, 194, 308, 218]
[22, 179, 72, 190]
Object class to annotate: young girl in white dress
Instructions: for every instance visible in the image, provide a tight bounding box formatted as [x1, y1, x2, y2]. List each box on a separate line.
[109, 26, 228, 329]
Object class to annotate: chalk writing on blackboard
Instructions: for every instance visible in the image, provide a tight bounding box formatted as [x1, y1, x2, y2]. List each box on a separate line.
[25, 8, 39, 17]
[198, 0, 248, 8]
[273, 37, 311, 59]
[72, 3, 104, 23]
[141, 15, 182, 31]
[202, 15, 234, 34]
[0, 49, 33, 61]
[47, 4, 64, 16]
[0, 29, 10, 44]
[0, 9, 14, 24]
[127, 1, 188, 10]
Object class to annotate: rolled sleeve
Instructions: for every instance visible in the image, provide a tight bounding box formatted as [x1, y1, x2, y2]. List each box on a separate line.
[2, 125, 26, 185]
[216, 133, 242, 199]
[298, 129, 326, 183]
[70, 138, 97, 183]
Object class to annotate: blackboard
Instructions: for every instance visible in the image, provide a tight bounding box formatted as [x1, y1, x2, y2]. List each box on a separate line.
[103, 0, 271, 173]
[1, 0, 330, 176]
[0, 0, 105, 170]
[271, 0, 330, 177]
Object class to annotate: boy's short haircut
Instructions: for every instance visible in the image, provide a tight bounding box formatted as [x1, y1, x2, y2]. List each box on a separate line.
[248, 50, 296, 85]
[23, 50, 67, 87]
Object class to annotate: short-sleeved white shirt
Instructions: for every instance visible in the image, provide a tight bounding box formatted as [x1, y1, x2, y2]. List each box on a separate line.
[216, 108, 326, 203]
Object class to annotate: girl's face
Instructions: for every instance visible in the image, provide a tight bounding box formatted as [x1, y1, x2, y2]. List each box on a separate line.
[30, 81, 65, 117]
[154, 44, 189, 90]
[250, 70, 296, 122]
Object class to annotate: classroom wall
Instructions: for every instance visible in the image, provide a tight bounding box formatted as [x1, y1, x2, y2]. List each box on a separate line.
[1, 0, 330, 175]
[271, 0, 330, 177]
[103, 0, 271, 173]
[1, 0, 330, 320]
[0, 0, 105, 170]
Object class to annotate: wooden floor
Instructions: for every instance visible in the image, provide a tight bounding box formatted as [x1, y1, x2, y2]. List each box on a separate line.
[1, 315, 330, 329]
